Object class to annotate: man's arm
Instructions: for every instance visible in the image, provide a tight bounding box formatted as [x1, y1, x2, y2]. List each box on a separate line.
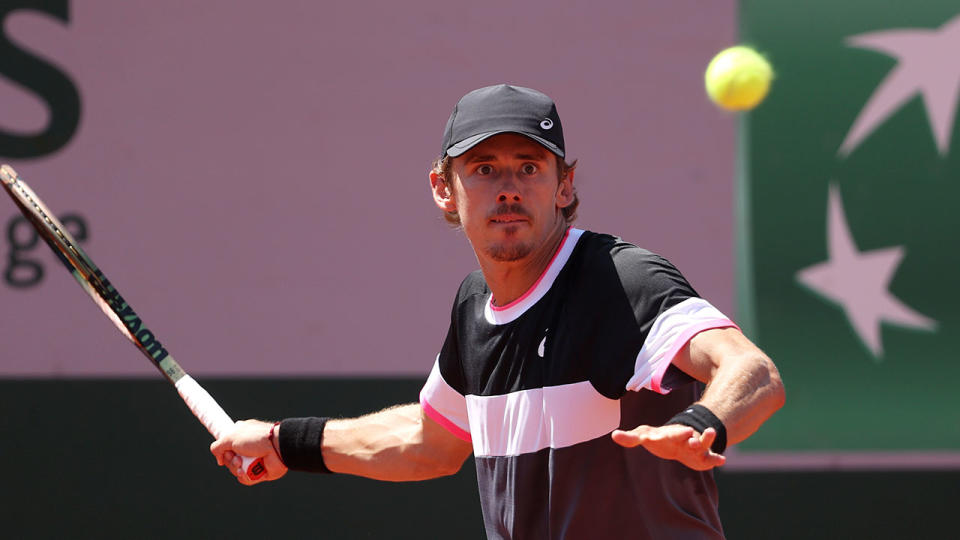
[322, 403, 473, 481]
[210, 403, 473, 485]
[612, 327, 785, 470]
[675, 327, 786, 444]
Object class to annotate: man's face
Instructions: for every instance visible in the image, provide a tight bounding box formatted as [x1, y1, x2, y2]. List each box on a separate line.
[439, 133, 574, 263]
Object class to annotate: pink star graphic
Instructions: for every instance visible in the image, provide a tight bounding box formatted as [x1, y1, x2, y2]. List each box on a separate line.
[839, 14, 960, 156]
[796, 185, 937, 358]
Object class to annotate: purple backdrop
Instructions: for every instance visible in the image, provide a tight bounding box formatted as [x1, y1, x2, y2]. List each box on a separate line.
[0, 0, 736, 376]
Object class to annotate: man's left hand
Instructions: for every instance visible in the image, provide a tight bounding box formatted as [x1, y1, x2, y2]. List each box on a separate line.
[611, 424, 726, 471]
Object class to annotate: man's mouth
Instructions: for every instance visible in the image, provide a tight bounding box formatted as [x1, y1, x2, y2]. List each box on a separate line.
[490, 214, 528, 224]
[489, 205, 531, 224]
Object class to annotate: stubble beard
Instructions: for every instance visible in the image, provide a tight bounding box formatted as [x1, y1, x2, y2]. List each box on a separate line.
[485, 238, 535, 262]
[483, 203, 537, 261]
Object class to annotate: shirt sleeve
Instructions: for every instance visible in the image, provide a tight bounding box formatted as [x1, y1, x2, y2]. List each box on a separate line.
[612, 248, 738, 395]
[420, 271, 483, 442]
[420, 356, 471, 442]
[626, 297, 737, 393]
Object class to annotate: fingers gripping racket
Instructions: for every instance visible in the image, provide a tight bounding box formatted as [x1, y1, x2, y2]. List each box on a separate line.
[1, 165, 265, 480]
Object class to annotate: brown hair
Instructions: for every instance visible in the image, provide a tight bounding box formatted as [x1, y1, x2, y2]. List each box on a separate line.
[431, 154, 579, 227]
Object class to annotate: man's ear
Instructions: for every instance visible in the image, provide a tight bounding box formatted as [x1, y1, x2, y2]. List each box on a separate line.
[430, 170, 457, 212]
[556, 167, 575, 208]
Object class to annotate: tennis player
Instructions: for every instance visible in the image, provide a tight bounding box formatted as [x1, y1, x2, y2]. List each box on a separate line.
[211, 84, 785, 539]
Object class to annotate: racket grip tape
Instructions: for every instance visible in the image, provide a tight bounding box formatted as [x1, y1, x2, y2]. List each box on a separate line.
[174, 375, 266, 480]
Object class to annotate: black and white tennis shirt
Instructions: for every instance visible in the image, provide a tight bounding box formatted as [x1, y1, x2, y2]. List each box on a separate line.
[420, 228, 736, 539]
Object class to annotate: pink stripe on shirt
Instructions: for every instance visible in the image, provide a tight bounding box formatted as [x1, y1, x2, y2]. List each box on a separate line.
[421, 397, 472, 442]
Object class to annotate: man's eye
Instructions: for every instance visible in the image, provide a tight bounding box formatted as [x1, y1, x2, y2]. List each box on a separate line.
[477, 165, 493, 175]
[521, 164, 538, 175]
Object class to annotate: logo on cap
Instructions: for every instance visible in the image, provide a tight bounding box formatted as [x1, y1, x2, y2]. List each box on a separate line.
[540, 118, 554, 130]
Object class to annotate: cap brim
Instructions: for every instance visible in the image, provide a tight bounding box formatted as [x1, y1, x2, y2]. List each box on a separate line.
[446, 131, 564, 158]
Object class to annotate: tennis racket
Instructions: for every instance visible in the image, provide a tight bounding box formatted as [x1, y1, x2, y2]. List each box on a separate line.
[0, 164, 265, 480]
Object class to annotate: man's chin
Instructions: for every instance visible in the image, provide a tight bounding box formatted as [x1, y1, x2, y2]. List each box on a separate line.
[485, 241, 534, 262]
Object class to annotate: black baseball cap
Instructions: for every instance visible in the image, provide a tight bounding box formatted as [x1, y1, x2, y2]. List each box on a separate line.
[440, 84, 565, 158]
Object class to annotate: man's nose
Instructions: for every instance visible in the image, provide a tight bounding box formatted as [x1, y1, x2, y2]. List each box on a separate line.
[497, 173, 521, 202]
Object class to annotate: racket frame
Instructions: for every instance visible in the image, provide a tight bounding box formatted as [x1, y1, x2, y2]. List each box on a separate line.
[0, 164, 265, 479]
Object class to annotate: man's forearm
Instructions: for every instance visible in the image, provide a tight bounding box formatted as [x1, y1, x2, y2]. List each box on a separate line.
[316, 403, 471, 482]
[697, 352, 785, 446]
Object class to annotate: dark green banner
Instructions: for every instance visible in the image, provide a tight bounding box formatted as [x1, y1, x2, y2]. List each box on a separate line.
[3, 379, 957, 539]
[738, 1, 960, 453]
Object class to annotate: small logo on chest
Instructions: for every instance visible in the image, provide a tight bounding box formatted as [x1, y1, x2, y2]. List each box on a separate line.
[537, 330, 548, 358]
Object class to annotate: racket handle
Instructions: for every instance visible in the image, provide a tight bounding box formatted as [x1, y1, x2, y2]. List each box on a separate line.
[174, 375, 267, 480]
[240, 455, 266, 480]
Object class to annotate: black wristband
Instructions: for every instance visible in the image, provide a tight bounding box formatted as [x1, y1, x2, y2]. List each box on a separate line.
[666, 404, 727, 454]
[278, 417, 334, 474]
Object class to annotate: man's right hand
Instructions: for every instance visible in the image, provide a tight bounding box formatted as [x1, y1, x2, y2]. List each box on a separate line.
[210, 419, 288, 485]
[611, 424, 727, 471]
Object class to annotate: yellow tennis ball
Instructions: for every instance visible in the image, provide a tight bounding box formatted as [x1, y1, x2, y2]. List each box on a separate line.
[705, 46, 773, 111]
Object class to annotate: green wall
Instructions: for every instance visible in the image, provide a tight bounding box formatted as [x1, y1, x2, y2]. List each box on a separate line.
[737, 1, 960, 453]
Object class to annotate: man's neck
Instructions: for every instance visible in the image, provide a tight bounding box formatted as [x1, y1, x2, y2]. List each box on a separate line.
[479, 223, 570, 307]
